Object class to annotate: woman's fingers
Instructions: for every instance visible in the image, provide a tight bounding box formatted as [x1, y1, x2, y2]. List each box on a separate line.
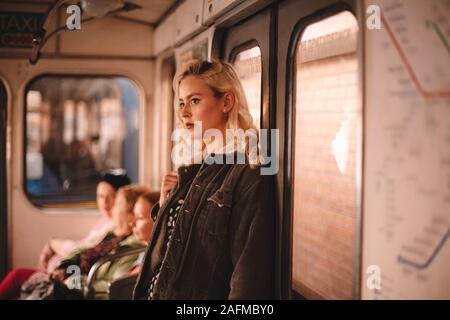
[159, 171, 179, 206]
[161, 173, 179, 186]
[162, 175, 178, 183]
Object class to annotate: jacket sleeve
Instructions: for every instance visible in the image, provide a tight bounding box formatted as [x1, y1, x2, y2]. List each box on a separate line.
[57, 235, 109, 270]
[57, 249, 83, 270]
[228, 174, 275, 299]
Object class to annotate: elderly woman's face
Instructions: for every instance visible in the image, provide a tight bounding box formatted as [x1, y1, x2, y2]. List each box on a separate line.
[132, 198, 154, 243]
[111, 192, 133, 235]
[96, 182, 116, 218]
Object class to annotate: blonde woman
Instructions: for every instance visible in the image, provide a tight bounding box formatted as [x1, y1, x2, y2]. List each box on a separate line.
[134, 60, 275, 300]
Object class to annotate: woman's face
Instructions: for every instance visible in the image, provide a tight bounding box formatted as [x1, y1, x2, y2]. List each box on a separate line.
[178, 75, 230, 138]
[96, 182, 116, 218]
[111, 192, 133, 235]
[132, 198, 154, 243]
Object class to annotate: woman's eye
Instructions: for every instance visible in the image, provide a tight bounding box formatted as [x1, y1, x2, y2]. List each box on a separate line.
[191, 98, 200, 105]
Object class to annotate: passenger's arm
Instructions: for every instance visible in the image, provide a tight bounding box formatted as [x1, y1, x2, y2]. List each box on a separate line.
[48, 238, 77, 257]
[228, 175, 275, 299]
[37, 241, 55, 270]
[37, 238, 84, 270]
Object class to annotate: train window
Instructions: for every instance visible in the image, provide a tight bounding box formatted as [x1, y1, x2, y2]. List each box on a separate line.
[291, 11, 359, 299]
[232, 45, 262, 129]
[25, 76, 140, 207]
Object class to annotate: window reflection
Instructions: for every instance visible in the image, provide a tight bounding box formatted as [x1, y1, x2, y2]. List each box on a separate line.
[292, 11, 359, 299]
[25, 76, 140, 205]
[233, 45, 262, 129]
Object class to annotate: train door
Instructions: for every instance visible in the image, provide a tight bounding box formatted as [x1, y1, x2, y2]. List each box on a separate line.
[219, 5, 279, 296]
[277, 0, 363, 299]
[0, 79, 7, 279]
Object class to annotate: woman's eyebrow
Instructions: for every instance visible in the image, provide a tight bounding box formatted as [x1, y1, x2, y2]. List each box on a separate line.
[179, 93, 202, 101]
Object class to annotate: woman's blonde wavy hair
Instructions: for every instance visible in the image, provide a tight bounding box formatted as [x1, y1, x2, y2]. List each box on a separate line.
[173, 59, 259, 161]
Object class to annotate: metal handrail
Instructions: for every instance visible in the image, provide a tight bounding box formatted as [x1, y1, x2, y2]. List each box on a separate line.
[84, 247, 146, 299]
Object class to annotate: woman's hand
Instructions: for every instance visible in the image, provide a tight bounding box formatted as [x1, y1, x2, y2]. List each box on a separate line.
[160, 171, 179, 206]
[37, 240, 55, 271]
[51, 268, 66, 282]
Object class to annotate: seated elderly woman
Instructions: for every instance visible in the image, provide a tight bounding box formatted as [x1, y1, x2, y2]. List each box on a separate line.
[0, 184, 152, 300]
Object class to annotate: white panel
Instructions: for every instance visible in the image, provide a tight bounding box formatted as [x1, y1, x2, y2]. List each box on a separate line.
[174, 0, 204, 44]
[154, 11, 176, 55]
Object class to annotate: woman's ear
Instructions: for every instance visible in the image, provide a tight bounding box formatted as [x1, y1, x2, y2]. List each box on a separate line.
[223, 92, 235, 113]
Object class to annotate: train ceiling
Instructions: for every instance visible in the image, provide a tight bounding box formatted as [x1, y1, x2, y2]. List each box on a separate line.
[10, 0, 180, 26]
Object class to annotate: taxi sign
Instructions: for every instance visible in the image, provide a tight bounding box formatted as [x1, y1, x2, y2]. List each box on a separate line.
[0, 11, 45, 48]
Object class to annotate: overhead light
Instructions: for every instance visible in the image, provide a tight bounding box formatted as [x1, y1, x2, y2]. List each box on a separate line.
[80, 0, 125, 18]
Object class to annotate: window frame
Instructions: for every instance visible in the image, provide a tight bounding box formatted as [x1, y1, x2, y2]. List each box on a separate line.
[219, 7, 273, 131]
[283, 2, 362, 300]
[0, 77, 9, 279]
[229, 39, 264, 129]
[22, 73, 143, 209]
[216, 6, 279, 296]
[157, 54, 176, 172]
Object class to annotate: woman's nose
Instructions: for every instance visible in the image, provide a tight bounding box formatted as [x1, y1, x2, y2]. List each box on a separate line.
[180, 104, 191, 117]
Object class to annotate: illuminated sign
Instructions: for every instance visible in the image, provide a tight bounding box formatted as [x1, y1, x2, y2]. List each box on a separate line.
[0, 11, 45, 48]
